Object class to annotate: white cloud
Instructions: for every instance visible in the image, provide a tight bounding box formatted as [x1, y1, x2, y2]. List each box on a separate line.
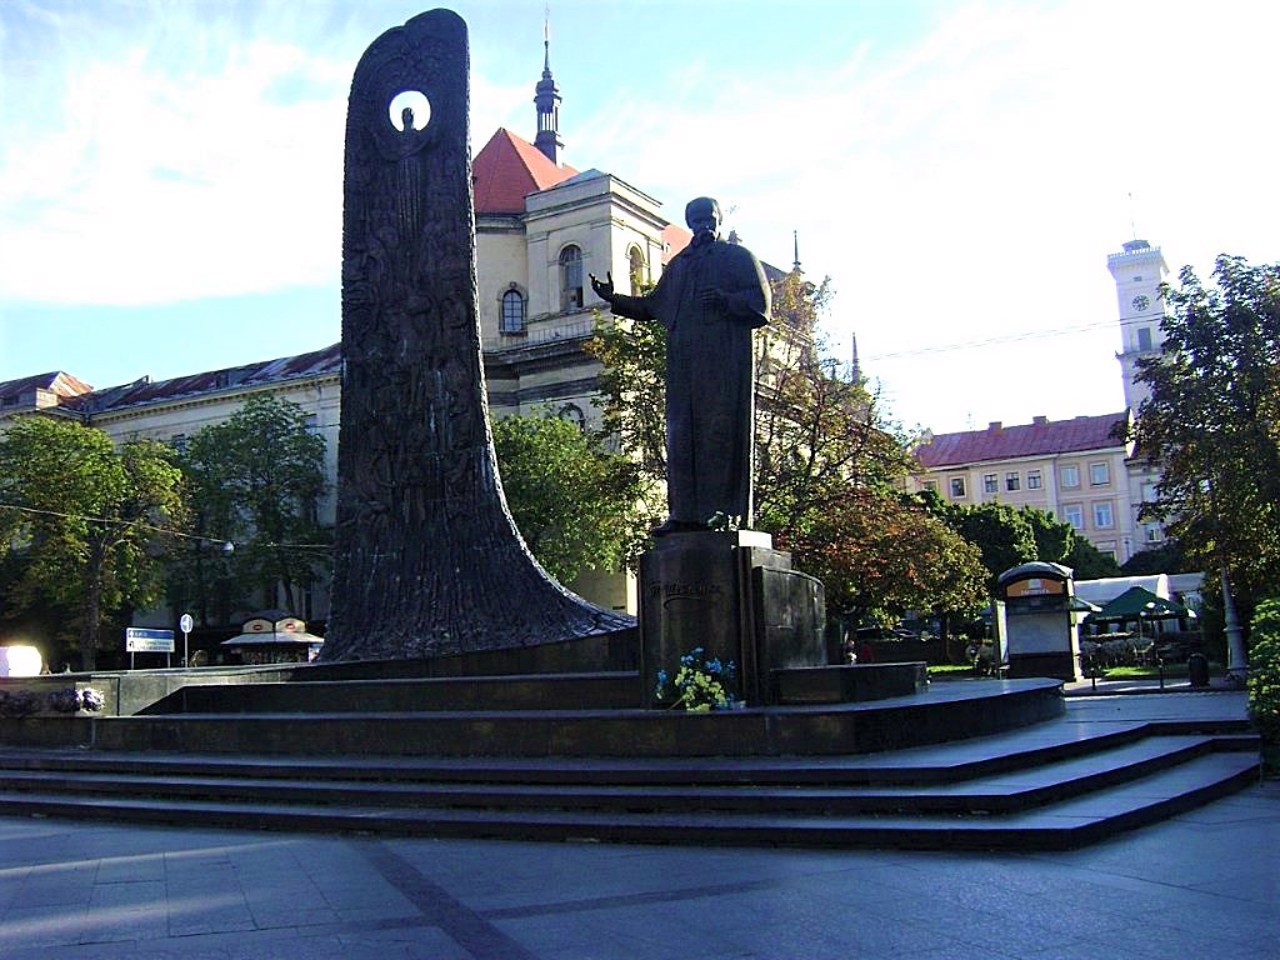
[4, 0, 1279, 432]
[570, 1, 1280, 431]
[0, 4, 528, 308]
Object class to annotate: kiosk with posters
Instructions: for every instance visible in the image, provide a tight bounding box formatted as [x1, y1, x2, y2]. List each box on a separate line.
[994, 562, 1084, 682]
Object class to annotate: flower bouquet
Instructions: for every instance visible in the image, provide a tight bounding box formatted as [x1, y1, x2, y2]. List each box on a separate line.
[654, 647, 738, 712]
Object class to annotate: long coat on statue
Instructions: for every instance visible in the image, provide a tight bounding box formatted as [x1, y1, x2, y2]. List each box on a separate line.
[607, 237, 771, 528]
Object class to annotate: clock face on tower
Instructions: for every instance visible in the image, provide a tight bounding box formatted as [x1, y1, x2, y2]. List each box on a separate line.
[1131, 294, 1150, 312]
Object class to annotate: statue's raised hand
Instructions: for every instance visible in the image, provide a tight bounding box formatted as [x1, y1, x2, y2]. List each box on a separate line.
[589, 271, 615, 303]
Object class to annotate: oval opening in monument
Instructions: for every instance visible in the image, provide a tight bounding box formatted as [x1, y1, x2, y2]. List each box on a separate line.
[389, 90, 431, 131]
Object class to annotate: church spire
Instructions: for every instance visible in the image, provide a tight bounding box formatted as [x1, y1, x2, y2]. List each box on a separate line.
[533, 9, 563, 164]
[792, 230, 802, 272]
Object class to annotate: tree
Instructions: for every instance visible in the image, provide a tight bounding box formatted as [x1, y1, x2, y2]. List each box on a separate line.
[1121, 540, 1193, 576]
[492, 411, 647, 584]
[1019, 505, 1120, 580]
[753, 279, 913, 541]
[1129, 255, 1280, 612]
[0, 415, 185, 669]
[1067, 538, 1121, 580]
[584, 306, 668, 499]
[790, 490, 986, 627]
[931, 500, 1038, 590]
[176, 395, 329, 623]
[1022, 507, 1074, 566]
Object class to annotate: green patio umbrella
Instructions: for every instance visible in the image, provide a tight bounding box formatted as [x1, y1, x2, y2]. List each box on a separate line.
[1087, 586, 1192, 623]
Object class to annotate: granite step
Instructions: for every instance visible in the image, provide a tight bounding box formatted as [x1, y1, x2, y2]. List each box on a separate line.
[0, 750, 1257, 851]
[0, 733, 1250, 816]
[138, 671, 643, 714]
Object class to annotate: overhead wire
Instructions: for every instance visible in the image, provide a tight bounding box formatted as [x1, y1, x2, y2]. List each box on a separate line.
[0, 502, 329, 551]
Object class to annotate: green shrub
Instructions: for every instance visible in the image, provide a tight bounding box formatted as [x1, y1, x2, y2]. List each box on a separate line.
[1246, 597, 1280, 743]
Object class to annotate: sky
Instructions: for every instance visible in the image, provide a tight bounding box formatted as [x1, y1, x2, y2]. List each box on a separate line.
[2, 0, 1279, 436]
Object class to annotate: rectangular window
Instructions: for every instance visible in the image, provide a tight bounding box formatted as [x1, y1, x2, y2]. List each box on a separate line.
[1095, 541, 1117, 560]
[1064, 504, 1084, 530]
[1005, 472, 1020, 492]
[1093, 501, 1114, 528]
[1089, 462, 1110, 486]
[1026, 470, 1042, 490]
[170, 434, 188, 453]
[923, 479, 938, 494]
[983, 473, 998, 494]
[1145, 523, 1162, 543]
[1061, 464, 1080, 489]
[1137, 327, 1153, 351]
[949, 477, 967, 499]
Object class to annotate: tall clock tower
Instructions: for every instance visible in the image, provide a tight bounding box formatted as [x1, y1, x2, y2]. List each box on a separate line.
[1107, 238, 1168, 412]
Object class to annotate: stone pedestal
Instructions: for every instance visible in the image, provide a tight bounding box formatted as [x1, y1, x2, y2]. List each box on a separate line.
[638, 530, 826, 707]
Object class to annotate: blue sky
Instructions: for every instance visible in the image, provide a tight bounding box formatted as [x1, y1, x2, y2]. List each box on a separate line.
[2, 0, 1278, 434]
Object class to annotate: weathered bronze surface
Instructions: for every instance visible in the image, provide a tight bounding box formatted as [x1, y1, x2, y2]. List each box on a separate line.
[592, 197, 770, 533]
[324, 10, 629, 661]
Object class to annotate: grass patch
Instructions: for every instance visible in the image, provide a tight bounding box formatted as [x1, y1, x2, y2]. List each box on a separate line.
[928, 664, 979, 679]
[1103, 664, 1192, 680]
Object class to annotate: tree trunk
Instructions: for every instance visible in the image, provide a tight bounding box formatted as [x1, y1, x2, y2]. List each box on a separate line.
[323, 11, 630, 661]
[80, 539, 106, 672]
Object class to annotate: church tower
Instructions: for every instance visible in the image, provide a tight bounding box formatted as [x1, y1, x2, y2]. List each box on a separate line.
[533, 18, 563, 164]
[1107, 239, 1168, 412]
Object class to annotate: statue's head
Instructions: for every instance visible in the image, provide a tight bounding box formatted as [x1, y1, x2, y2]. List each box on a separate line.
[685, 197, 721, 245]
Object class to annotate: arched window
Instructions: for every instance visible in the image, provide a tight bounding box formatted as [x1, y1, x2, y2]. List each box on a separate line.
[500, 287, 526, 334]
[560, 245, 583, 311]
[628, 246, 646, 294]
[558, 403, 586, 432]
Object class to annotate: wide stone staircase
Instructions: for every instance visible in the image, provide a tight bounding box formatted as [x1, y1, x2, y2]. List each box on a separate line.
[0, 669, 1259, 850]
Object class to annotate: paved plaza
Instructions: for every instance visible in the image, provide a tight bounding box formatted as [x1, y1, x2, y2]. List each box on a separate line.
[0, 782, 1275, 960]
[0, 690, 1275, 959]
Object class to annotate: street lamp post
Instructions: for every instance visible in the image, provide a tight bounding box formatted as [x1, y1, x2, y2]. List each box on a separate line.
[1219, 562, 1248, 687]
[1201, 477, 1248, 687]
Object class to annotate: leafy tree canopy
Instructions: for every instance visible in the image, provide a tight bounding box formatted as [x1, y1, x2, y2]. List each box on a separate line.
[0, 415, 185, 669]
[492, 410, 648, 584]
[176, 394, 329, 624]
[1129, 255, 1280, 608]
[1067, 537, 1121, 581]
[928, 499, 1037, 590]
[1120, 540, 1194, 577]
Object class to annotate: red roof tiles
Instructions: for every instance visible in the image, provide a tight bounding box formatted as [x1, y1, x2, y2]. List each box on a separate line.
[915, 412, 1131, 469]
[473, 128, 578, 215]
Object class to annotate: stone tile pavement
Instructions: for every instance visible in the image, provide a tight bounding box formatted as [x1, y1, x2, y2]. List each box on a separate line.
[0, 775, 1274, 960]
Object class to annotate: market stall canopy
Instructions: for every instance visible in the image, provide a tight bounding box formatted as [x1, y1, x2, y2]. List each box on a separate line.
[221, 614, 324, 648]
[1087, 586, 1193, 623]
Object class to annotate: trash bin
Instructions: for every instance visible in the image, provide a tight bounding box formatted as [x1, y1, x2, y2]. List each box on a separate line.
[1187, 652, 1210, 688]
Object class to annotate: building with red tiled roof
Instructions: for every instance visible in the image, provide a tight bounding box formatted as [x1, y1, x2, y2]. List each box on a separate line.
[914, 412, 1129, 470]
[908, 410, 1162, 565]
[473, 127, 579, 215]
[903, 232, 1180, 569]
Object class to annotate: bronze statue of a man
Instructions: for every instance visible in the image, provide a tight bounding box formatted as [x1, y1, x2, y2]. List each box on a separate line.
[591, 197, 771, 535]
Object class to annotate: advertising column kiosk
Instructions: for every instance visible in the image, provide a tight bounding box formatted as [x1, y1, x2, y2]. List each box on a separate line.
[994, 562, 1082, 682]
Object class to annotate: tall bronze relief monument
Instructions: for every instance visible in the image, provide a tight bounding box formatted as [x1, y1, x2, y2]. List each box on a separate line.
[323, 10, 629, 661]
